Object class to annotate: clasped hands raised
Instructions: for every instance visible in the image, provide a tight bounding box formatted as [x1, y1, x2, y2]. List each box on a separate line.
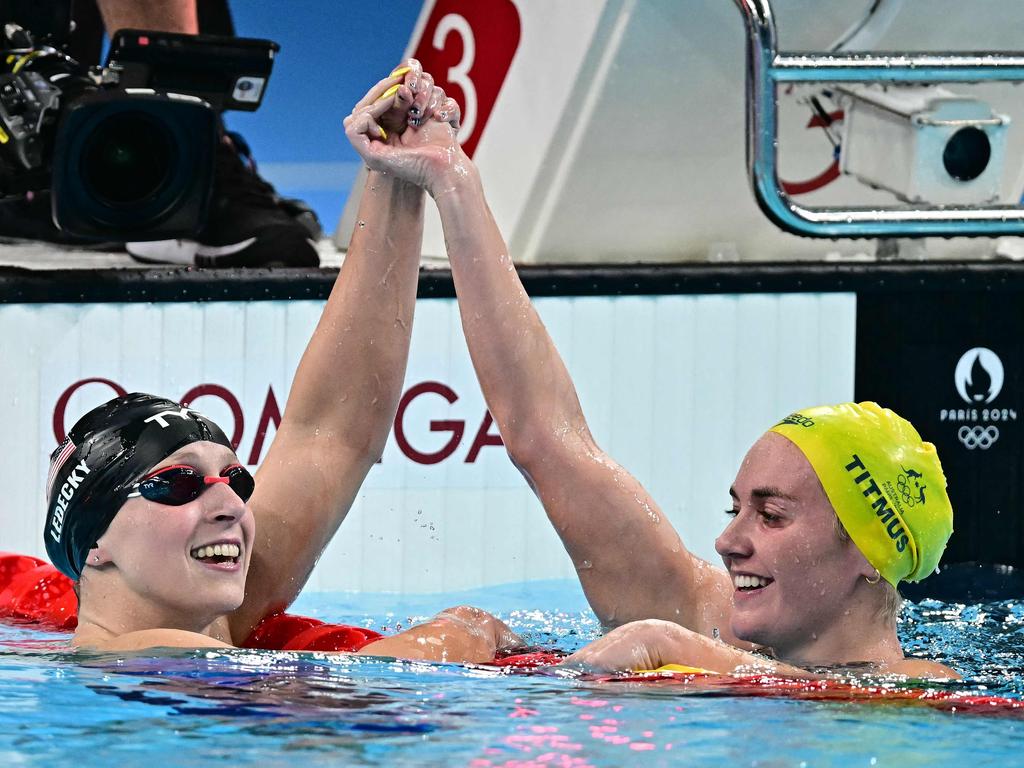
[344, 59, 474, 196]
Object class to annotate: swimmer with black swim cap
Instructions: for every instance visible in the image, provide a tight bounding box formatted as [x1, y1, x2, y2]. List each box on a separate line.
[47, 394, 258, 642]
[42, 62, 521, 663]
[46, 394, 242, 583]
[346, 94, 957, 677]
[53, 393, 519, 659]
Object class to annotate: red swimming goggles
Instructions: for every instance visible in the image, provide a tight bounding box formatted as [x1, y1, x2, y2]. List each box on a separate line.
[127, 464, 255, 506]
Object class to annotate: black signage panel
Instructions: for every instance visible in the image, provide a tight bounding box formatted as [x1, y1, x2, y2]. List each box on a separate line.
[856, 290, 1024, 571]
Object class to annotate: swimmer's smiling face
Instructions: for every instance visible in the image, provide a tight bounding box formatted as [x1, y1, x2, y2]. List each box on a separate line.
[715, 432, 871, 660]
[91, 441, 255, 626]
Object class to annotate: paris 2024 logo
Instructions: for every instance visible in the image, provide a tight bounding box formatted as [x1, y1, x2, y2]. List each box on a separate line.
[940, 347, 1017, 450]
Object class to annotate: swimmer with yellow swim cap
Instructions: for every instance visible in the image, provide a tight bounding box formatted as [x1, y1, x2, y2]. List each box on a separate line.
[562, 403, 955, 677]
[348, 104, 957, 677]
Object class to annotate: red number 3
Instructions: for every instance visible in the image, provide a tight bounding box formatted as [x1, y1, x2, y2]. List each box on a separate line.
[412, 0, 521, 158]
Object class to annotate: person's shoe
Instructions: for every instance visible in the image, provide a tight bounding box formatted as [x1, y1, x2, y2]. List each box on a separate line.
[0, 190, 121, 249]
[127, 130, 321, 268]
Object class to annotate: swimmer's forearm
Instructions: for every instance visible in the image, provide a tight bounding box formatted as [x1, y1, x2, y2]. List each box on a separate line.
[282, 172, 423, 459]
[356, 619, 491, 663]
[562, 620, 803, 677]
[432, 170, 724, 633]
[356, 606, 519, 664]
[434, 170, 592, 455]
[237, 174, 424, 639]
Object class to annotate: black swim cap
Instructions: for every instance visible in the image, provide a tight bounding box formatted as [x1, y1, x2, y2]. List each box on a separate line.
[44, 393, 233, 580]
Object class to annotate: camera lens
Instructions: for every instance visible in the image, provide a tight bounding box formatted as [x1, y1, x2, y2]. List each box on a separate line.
[942, 127, 991, 182]
[81, 112, 175, 206]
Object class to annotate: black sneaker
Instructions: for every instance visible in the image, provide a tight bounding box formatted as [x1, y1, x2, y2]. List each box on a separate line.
[127, 130, 321, 267]
[0, 190, 122, 249]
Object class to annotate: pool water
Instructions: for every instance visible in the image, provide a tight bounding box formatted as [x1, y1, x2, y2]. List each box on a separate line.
[1, 580, 1021, 767]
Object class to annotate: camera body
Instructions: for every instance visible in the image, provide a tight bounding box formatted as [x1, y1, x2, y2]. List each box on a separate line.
[838, 85, 1011, 206]
[0, 19, 278, 240]
[0, 70, 62, 188]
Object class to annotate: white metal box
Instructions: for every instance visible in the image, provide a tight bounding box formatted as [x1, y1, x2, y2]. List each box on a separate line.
[839, 85, 1010, 205]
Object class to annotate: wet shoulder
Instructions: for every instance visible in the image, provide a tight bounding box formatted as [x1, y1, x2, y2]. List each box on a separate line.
[72, 627, 232, 652]
[883, 657, 961, 680]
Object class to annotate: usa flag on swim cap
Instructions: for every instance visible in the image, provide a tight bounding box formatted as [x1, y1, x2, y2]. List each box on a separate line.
[45, 436, 77, 502]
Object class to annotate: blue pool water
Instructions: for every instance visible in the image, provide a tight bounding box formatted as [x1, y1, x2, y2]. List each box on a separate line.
[1, 580, 1021, 767]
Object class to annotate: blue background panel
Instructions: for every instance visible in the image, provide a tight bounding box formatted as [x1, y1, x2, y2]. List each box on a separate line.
[225, 0, 424, 233]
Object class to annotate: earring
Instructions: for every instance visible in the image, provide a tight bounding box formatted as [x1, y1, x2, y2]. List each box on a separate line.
[865, 568, 881, 585]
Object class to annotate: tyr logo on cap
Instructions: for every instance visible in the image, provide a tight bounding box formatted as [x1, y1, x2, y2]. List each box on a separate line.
[144, 407, 203, 429]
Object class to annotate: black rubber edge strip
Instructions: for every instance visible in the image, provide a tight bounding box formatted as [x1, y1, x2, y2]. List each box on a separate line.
[2, 260, 1023, 304]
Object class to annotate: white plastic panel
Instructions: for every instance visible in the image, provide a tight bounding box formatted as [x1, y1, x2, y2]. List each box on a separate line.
[1, 292, 855, 593]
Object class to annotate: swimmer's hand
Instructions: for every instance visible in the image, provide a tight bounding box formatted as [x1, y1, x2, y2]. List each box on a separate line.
[356, 605, 523, 664]
[344, 65, 467, 196]
[438, 605, 524, 656]
[346, 58, 458, 140]
[561, 619, 801, 676]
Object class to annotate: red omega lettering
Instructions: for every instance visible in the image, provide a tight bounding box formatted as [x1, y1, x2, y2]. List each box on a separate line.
[394, 381, 464, 465]
[465, 410, 504, 463]
[180, 384, 244, 450]
[53, 378, 128, 443]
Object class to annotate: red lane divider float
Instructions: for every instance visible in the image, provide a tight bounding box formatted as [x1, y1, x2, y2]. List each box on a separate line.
[0, 553, 78, 630]
[599, 669, 1024, 718]
[243, 611, 384, 652]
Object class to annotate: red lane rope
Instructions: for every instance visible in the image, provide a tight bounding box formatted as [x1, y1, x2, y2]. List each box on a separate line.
[606, 671, 1024, 717]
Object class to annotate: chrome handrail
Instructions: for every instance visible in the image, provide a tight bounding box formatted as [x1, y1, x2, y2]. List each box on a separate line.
[735, 0, 1024, 237]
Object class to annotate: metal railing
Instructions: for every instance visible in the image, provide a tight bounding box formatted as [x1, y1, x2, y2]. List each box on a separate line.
[735, 0, 1024, 237]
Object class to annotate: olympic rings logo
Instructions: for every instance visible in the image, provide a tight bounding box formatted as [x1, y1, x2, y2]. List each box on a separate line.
[896, 474, 919, 506]
[958, 425, 1000, 450]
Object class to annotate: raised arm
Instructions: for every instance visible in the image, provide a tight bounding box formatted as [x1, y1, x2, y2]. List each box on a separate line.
[434, 171, 736, 636]
[230, 64, 455, 639]
[343, 110, 737, 639]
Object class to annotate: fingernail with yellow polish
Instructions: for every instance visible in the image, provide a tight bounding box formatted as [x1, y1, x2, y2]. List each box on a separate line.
[376, 84, 400, 102]
[379, 126, 388, 140]
[389, 66, 411, 78]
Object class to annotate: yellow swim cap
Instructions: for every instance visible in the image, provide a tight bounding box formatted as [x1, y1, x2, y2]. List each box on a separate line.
[769, 402, 953, 586]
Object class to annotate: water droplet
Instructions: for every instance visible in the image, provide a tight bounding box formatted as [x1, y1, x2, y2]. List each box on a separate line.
[579, 560, 593, 570]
